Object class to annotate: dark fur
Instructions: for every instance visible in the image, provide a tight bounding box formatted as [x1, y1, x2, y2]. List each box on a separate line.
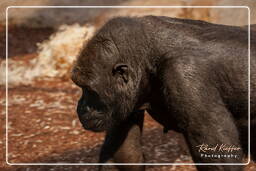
[71, 16, 256, 171]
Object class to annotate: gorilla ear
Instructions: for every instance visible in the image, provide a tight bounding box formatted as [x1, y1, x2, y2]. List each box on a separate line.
[112, 63, 129, 83]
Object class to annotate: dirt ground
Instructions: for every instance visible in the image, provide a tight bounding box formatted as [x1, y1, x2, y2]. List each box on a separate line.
[0, 18, 255, 171]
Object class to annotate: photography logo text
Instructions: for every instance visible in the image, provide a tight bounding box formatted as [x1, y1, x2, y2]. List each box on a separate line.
[196, 143, 241, 159]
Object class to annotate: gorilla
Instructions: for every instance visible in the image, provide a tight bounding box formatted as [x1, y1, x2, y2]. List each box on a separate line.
[71, 16, 256, 171]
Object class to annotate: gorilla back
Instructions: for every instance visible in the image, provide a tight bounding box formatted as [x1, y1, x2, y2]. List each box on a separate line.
[72, 16, 255, 171]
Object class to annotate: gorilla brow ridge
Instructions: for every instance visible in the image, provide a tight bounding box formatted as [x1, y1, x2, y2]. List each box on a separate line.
[71, 64, 97, 87]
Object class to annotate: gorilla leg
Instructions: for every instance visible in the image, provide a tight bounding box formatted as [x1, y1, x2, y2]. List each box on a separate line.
[99, 111, 145, 171]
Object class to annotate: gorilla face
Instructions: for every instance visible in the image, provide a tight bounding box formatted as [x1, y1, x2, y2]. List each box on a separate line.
[71, 34, 142, 132]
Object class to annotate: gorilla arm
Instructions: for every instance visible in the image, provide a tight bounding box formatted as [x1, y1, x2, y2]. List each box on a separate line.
[99, 111, 145, 171]
[160, 57, 244, 171]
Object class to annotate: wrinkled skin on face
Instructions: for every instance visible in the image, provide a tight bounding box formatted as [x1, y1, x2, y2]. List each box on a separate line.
[71, 19, 148, 132]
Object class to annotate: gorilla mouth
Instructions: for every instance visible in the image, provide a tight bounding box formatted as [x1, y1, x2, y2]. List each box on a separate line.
[81, 118, 105, 132]
[77, 104, 109, 132]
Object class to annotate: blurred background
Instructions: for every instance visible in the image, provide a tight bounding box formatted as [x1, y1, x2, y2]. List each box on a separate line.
[0, 0, 255, 171]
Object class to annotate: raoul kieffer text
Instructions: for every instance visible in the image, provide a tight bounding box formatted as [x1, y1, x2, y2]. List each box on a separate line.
[196, 143, 241, 153]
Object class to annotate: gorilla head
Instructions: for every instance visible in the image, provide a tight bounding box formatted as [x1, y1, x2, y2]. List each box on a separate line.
[71, 17, 151, 132]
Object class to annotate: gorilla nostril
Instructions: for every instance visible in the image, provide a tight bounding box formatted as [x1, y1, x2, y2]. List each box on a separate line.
[86, 106, 90, 112]
[77, 104, 90, 116]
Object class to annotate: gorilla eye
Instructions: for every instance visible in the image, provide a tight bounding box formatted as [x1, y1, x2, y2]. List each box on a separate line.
[112, 63, 129, 83]
[112, 64, 128, 74]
